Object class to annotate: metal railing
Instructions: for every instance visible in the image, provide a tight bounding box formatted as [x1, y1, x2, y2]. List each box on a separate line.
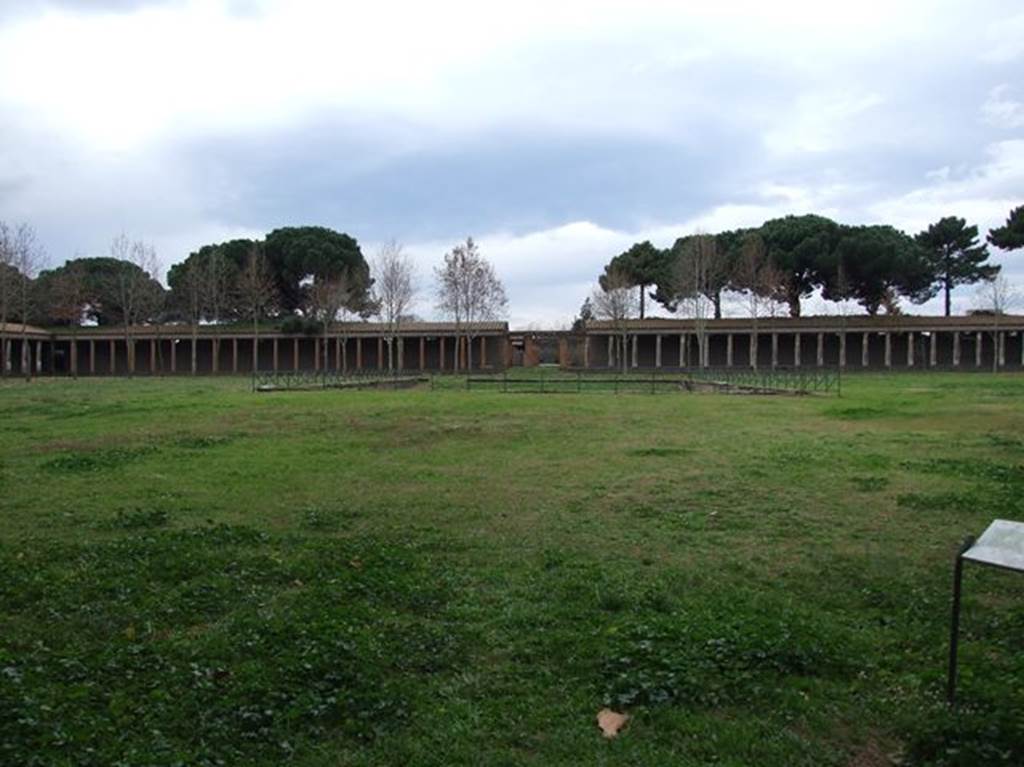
[252, 369, 427, 391]
[464, 366, 840, 395]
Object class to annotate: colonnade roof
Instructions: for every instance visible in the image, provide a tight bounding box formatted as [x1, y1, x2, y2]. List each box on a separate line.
[0, 322, 51, 338]
[583, 315, 1024, 334]
[35, 321, 509, 341]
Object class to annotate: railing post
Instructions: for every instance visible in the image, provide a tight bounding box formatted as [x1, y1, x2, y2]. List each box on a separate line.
[948, 536, 976, 707]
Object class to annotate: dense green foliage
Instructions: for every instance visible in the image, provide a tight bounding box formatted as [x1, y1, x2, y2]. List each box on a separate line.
[829, 225, 934, 314]
[2, 375, 1024, 764]
[166, 238, 255, 321]
[916, 217, 997, 316]
[34, 257, 166, 326]
[988, 205, 1024, 251]
[264, 226, 372, 315]
[599, 240, 666, 319]
[601, 212, 1011, 318]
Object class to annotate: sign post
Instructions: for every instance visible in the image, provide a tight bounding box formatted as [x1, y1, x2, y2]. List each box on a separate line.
[947, 519, 1024, 706]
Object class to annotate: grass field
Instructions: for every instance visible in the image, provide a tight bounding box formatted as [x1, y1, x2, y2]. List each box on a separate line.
[2, 373, 1023, 766]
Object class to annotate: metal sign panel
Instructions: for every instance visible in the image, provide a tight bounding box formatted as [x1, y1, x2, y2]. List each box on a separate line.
[961, 519, 1024, 573]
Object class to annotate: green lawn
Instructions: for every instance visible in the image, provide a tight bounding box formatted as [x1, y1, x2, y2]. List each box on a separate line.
[1, 373, 1023, 766]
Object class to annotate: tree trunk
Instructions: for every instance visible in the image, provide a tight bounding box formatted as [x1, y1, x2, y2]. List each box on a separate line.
[713, 292, 722, 320]
[22, 327, 29, 381]
[639, 285, 645, 319]
[944, 280, 951, 317]
[252, 318, 259, 373]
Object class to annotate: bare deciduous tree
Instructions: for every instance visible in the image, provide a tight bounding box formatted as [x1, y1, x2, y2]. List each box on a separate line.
[204, 247, 234, 371]
[106, 234, 161, 376]
[591, 267, 639, 373]
[308, 273, 354, 371]
[435, 237, 507, 371]
[975, 275, 1019, 372]
[373, 240, 416, 371]
[0, 221, 14, 376]
[47, 261, 89, 327]
[12, 224, 44, 380]
[674, 232, 717, 368]
[733, 232, 784, 369]
[46, 259, 88, 378]
[178, 258, 204, 375]
[236, 245, 277, 372]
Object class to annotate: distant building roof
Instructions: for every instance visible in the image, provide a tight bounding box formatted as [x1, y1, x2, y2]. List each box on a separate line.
[581, 314, 1024, 333]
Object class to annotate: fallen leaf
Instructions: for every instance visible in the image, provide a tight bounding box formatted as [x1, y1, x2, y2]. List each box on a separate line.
[597, 708, 629, 739]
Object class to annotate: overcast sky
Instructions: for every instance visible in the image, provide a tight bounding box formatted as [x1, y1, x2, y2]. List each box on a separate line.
[1, 0, 1022, 326]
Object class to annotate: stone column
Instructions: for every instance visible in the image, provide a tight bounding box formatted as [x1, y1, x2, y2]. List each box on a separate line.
[110, 339, 116, 374]
[129, 340, 136, 375]
[952, 332, 960, 367]
[862, 332, 869, 367]
[90, 340, 96, 374]
[70, 340, 78, 377]
[884, 333, 892, 368]
[816, 332, 824, 366]
[930, 333, 937, 367]
[378, 337, 384, 370]
[749, 332, 758, 369]
[273, 338, 279, 372]
[336, 337, 342, 371]
[771, 333, 778, 369]
[907, 332, 914, 367]
[999, 332, 1006, 368]
[480, 336, 487, 368]
[170, 339, 176, 373]
[631, 335, 638, 368]
[419, 337, 426, 370]
[655, 334, 662, 368]
[35, 341, 42, 373]
[679, 333, 686, 367]
[314, 338, 320, 371]
[232, 338, 238, 373]
[583, 335, 590, 368]
[293, 338, 299, 370]
[607, 336, 614, 368]
[149, 340, 156, 373]
[975, 332, 983, 367]
[212, 339, 219, 374]
[438, 337, 443, 371]
[794, 333, 801, 367]
[839, 333, 846, 368]
[725, 334, 733, 367]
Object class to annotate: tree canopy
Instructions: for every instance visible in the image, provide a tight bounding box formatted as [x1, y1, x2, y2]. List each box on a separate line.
[988, 205, 1024, 251]
[35, 257, 165, 326]
[758, 214, 840, 317]
[914, 216, 997, 316]
[599, 240, 667, 319]
[826, 225, 932, 315]
[602, 211, 1013, 319]
[263, 227, 372, 315]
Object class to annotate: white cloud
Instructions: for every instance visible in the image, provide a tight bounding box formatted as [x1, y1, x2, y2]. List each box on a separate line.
[982, 84, 1024, 129]
[2, 0, 1023, 325]
[866, 140, 1024, 234]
